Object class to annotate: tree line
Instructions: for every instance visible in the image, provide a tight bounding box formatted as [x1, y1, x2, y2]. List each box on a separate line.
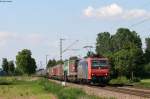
[96, 28, 150, 79]
[2, 58, 15, 75]
[1, 49, 37, 75]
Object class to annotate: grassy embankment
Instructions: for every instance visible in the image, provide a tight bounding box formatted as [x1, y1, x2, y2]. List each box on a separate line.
[0, 77, 111, 99]
[109, 77, 150, 88]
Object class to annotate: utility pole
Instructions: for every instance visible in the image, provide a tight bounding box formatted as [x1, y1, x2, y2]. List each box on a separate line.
[60, 38, 66, 86]
[46, 54, 49, 68]
[60, 38, 65, 61]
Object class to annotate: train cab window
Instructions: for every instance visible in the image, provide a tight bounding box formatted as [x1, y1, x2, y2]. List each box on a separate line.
[92, 60, 108, 68]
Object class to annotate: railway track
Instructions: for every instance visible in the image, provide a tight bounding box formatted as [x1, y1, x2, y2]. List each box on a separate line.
[49, 79, 150, 98]
[100, 86, 150, 98]
[81, 82, 150, 98]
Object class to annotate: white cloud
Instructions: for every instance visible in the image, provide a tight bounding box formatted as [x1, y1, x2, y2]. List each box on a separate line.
[123, 9, 148, 19]
[83, 3, 150, 19]
[84, 6, 94, 17]
[0, 32, 15, 41]
[96, 3, 123, 17]
[0, 32, 47, 47]
[0, 32, 16, 46]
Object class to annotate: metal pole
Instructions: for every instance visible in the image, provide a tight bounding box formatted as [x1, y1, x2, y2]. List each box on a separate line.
[60, 39, 62, 61]
[60, 38, 65, 61]
[46, 55, 49, 67]
[60, 38, 66, 86]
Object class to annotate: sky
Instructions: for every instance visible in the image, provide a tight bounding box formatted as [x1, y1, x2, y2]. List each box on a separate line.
[0, 0, 150, 69]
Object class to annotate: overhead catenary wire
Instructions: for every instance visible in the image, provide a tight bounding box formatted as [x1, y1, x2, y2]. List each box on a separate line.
[130, 17, 150, 28]
[62, 40, 79, 53]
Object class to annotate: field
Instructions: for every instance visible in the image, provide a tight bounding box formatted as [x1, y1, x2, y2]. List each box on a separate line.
[134, 79, 150, 89]
[0, 77, 105, 99]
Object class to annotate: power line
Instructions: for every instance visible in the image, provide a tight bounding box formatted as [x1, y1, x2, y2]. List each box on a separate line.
[130, 17, 150, 28]
[62, 40, 79, 53]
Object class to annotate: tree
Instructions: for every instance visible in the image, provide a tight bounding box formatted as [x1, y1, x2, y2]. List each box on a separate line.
[113, 28, 143, 78]
[47, 59, 57, 68]
[96, 32, 112, 56]
[112, 28, 142, 52]
[8, 61, 15, 74]
[96, 28, 143, 78]
[69, 56, 78, 60]
[144, 63, 150, 78]
[144, 38, 150, 63]
[16, 49, 37, 75]
[86, 51, 95, 57]
[2, 58, 8, 73]
[145, 38, 150, 52]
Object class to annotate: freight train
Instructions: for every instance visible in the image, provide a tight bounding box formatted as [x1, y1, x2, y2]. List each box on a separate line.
[48, 55, 110, 84]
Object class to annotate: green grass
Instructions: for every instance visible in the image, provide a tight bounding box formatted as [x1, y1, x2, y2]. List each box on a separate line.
[0, 77, 110, 99]
[133, 79, 150, 88]
[38, 78, 106, 99]
[0, 77, 56, 99]
[109, 76, 130, 85]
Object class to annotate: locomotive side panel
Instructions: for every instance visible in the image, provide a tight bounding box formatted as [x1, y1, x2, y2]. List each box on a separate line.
[77, 60, 88, 80]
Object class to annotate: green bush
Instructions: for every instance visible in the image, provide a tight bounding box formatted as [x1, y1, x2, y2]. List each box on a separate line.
[132, 77, 141, 82]
[109, 76, 130, 85]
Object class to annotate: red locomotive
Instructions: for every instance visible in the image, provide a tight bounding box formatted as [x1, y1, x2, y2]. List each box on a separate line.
[48, 55, 110, 84]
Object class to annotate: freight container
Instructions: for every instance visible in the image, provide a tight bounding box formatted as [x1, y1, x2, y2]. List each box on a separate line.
[69, 59, 78, 75]
[55, 64, 63, 80]
[48, 64, 63, 80]
[63, 60, 69, 75]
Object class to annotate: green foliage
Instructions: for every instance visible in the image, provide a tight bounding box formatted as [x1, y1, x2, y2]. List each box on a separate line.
[144, 63, 150, 73]
[16, 49, 37, 75]
[144, 38, 150, 64]
[133, 79, 150, 88]
[145, 38, 150, 52]
[0, 77, 106, 99]
[2, 58, 9, 73]
[112, 28, 142, 51]
[86, 51, 95, 57]
[39, 78, 103, 99]
[58, 88, 85, 99]
[132, 77, 141, 82]
[0, 77, 54, 99]
[143, 63, 150, 78]
[1, 58, 15, 75]
[57, 60, 64, 64]
[96, 28, 144, 78]
[96, 32, 112, 55]
[0, 78, 12, 85]
[69, 56, 78, 60]
[47, 59, 57, 68]
[8, 60, 15, 75]
[109, 76, 130, 85]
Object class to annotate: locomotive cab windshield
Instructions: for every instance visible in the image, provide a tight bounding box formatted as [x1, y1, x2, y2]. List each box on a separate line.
[92, 59, 109, 69]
